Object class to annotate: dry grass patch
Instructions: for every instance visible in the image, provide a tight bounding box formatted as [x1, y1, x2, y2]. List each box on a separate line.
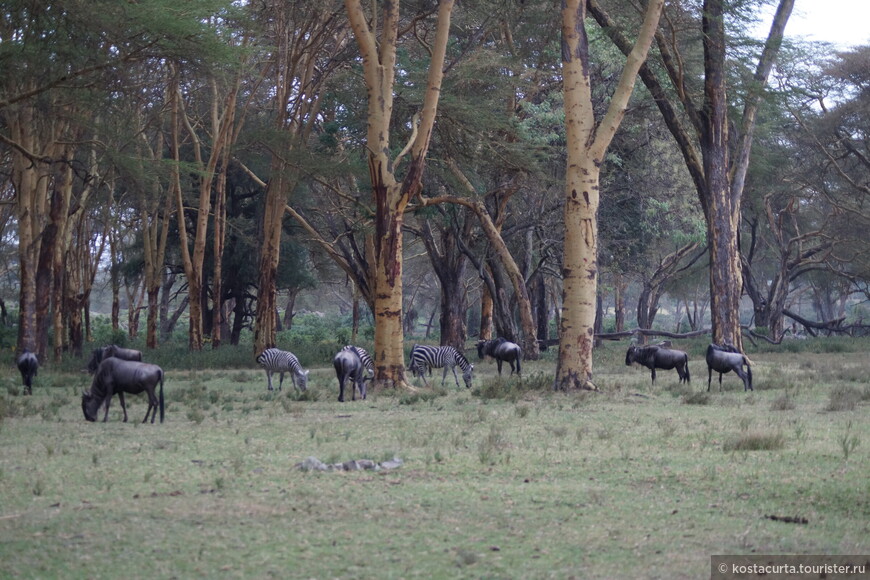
[722, 430, 786, 452]
[825, 385, 863, 412]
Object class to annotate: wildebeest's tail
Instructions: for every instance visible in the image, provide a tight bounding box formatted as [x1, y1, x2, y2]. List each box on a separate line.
[516, 346, 523, 375]
[745, 357, 753, 390]
[684, 353, 691, 382]
[158, 369, 165, 423]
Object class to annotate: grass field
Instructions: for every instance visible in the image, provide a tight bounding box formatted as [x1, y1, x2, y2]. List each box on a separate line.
[1, 339, 868, 579]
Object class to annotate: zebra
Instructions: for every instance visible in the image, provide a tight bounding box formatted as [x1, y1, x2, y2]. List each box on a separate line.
[409, 344, 473, 389]
[342, 345, 374, 381]
[256, 348, 309, 392]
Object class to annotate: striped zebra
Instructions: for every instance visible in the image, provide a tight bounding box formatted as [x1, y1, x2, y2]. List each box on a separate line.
[342, 345, 374, 380]
[256, 348, 309, 391]
[409, 344, 473, 389]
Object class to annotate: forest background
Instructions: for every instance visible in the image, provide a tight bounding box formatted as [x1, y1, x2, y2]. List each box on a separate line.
[2, 0, 869, 383]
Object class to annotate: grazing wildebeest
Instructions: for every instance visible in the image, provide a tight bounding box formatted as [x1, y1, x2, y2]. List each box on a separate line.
[87, 344, 143, 373]
[334, 348, 367, 402]
[17, 349, 39, 395]
[476, 338, 522, 376]
[256, 348, 309, 391]
[706, 344, 753, 392]
[625, 344, 690, 384]
[81, 357, 165, 423]
[409, 344, 474, 389]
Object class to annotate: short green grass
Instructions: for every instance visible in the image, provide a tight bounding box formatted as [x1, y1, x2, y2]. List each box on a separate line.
[1, 340, 868, 579]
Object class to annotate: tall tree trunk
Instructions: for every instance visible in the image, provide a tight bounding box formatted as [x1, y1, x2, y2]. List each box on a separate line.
[701, 0, 742, 349]
[254, 172, 287, 354]
[345, 0, 455, 388]
[555, 0, 663, 391]
[416, 214, 469, 349]
[141, 119, 172, 350]
[211, 133, 232, 349]
[423, 192, 539, 357]
[8, 99, 61, 358]
[110, 227, 121, 332]
[614, 273, 626, 332]
[535, 275, 549, 350]
[589, 0, 794, 352]
[479, 285, 494, 340]
[252, 4, 340, 354]
[35, 187, 60, 357]
[50, 159, 75, 361]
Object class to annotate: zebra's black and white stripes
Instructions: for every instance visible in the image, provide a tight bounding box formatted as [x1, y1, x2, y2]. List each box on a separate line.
[342, 345, 373, 380]
[256, 348, 309, 391]
[409, 344, 473, 389]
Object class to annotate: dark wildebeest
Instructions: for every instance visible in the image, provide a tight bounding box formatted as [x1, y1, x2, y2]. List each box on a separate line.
[625, 344, 690, 384]
[476, 338, 523, 376]
[82, 357, 165, 423]
[87, 344, 143, 373]
[706, 344, 753, 392]
[333, 348, 366, 402]
[17, 349, 39, 395]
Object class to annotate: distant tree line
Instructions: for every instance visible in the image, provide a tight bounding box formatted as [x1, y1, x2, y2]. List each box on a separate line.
[1, 0, 867, 386]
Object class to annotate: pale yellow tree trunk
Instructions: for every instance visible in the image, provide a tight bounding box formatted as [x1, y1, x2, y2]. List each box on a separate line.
[555, 0, 663, 391]
[173, 71, 240, 351]
[253, 4, 346, 355]
[7, 98, 63, 359]
[345, 0, 455, 388]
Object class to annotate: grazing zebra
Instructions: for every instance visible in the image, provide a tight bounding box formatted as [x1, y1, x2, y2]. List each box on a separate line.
[256, 348, 309, 392]
[409, 344, 473, 389]
[342, 345, 374, 380]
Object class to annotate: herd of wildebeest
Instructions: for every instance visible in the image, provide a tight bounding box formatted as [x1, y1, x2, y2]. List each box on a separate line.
[12, 338, 753, 424]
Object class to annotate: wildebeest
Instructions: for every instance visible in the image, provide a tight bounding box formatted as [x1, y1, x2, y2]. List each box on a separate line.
[706, 344, 753, 392]
[409, 344, 474, 389]
[17, 349, 39, 395]
[625, 344, 690, 384]
[81, 357, 165, 423]
[256, 348, 309, 391]
[87, 344, 143, 373]
[334, 347, 366, 402]
[476, 338, 522, 376]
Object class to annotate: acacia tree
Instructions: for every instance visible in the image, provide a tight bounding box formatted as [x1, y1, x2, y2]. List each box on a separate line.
[252, 2, 350, 355]
[344, 0, 455, 388]
[554, 0, 664, 391]
[409, 207, 472, 349]
[589, 0, 796, 350]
